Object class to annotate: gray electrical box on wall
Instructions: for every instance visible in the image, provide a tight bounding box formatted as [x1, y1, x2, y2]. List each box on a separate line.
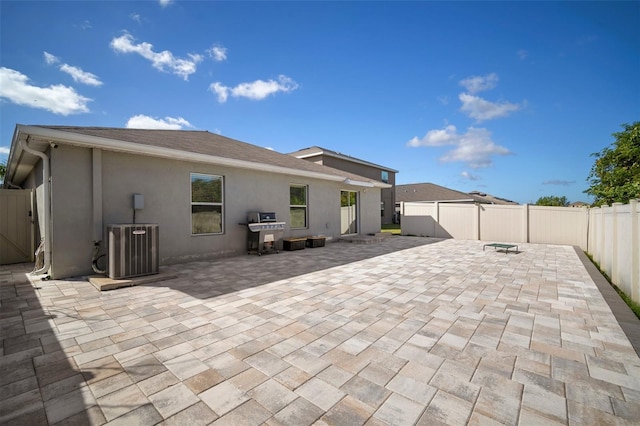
[133, 194, 144, 210]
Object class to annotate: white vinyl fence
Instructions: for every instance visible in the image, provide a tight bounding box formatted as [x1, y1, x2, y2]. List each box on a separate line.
[401, 202, 588, 248]
[401, 200, 639, 303]
[588, 201, 639, 303]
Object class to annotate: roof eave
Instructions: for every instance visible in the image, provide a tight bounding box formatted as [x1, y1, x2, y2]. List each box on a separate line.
[4, 125, 28, 187]
[9, 125, 381, 188]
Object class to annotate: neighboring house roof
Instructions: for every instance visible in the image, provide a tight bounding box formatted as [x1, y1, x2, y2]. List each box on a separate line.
[396, 183, 476, 203]
[569, 201, 590, 208]
[396, 183, 519, 205]
[467, 191, 519, 205]
[289, 146, 399, 173]
[5, 125, 390, 189]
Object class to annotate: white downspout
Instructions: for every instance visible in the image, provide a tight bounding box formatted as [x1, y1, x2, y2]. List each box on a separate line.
[20, 138, 51, 276]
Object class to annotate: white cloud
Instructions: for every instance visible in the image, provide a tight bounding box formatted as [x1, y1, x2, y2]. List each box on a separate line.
[209, 82, 229, 103]
[125, 114, 193, 129]
[208, 45, 227, 62]
[459, 73, 498, 94]
[130, 13, 141, 23]
[44, 51, 60, 65]
[456, 73, 522, 122]
[0, 147, 10, 155]
[459, 93, 520, 122]
[59, 64, 103, 87]
[44, 52, 103, 86]
[110, 33, 203, 80]
[159, 0, 173, 7]
[461, 171, 481, 181]
[209, 75, 299, 103]
[0, 67, 91, 115]
[407, 125, 511, 169]
[407, 124, 458, 147]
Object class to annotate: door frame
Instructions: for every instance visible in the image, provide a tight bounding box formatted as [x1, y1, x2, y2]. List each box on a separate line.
[340, 189, 359, 236]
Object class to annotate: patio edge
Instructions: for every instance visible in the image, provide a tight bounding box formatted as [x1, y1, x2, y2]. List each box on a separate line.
[574, 246, 640, 357]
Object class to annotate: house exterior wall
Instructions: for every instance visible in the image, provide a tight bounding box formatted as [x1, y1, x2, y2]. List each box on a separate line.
[50, 145, 94, 278]
[47, 146, 381, 278]
[302, 155, 396, 225]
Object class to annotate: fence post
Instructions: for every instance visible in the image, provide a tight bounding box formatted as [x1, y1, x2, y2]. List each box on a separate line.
[612, 203, 623, 285]
[599, 205, 606, 267]
[631, 199, 639, 303]
[587, 208, 592, 254]
[475, 203, 481, 240]
[434, 202, 440, 238]
[583, 206, 589, 252]
[522, 204, 529, 243]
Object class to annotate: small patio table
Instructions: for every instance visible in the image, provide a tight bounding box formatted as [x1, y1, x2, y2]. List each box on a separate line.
[483, 242, 519, 253]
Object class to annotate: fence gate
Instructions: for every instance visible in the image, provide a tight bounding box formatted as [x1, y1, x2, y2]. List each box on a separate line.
[0, 189, 34, 265]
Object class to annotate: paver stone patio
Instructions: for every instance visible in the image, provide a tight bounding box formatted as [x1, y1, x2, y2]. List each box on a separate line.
[1, 237, 639, 425]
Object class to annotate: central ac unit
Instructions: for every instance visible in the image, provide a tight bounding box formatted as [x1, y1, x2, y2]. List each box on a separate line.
[107, 224, 159, 279]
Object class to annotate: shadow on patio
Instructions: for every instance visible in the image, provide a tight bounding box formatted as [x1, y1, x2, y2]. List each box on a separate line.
[155, 237, 445, 300]
[0, 263, 94, 424]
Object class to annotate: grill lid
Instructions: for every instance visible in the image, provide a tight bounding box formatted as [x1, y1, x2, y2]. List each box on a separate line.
[247, 212, 277, 223]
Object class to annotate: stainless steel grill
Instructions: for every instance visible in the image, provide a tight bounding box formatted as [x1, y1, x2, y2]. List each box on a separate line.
[246, 212, 285, 255]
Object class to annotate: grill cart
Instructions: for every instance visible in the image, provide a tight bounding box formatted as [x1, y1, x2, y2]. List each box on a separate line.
[246, 212, 285, 255]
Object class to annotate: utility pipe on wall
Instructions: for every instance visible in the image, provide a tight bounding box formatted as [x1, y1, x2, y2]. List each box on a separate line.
[20, 137, 51, 275]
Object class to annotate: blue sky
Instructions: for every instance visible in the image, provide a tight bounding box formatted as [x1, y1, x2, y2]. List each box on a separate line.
[1, 1, 638, 204]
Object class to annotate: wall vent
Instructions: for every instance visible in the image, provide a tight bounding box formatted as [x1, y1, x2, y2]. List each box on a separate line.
[107, 224, 159, 279]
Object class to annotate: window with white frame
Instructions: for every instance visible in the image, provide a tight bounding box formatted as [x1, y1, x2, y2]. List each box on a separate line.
[191, 173, 223, 235]
[381, 171, 389, 183]
[290, 185, 308, 229]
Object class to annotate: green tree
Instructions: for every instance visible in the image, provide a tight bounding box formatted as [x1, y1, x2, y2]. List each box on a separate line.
[0, 161, 5, 181]
[586, 122, 640, 207]
[535, 195, 569, 206]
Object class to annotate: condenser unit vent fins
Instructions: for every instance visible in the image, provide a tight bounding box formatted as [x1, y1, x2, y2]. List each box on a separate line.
[107, 224, 159, 279]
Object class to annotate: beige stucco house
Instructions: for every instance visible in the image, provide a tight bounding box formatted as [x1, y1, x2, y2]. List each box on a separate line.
[2, 125, 390, 279]
[289, 146, 398, 225]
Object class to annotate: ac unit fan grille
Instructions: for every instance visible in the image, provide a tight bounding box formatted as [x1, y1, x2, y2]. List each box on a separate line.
[107, 224, 159, 279]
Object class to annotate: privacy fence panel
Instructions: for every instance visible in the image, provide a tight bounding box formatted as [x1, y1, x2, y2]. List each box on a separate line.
[529, 206, 589, 248]
[478, 204, 525, 243]
[401, 202, 437, 237]
[439, 203, 477, 239]
[0, 189, 34, 265]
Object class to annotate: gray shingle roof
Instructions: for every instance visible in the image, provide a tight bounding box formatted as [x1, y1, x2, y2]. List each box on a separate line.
[289, 145, 398, 173]
[396, 183, 518, 205]
[31, 126, 383, 186]
[396, 183, 475, 202]
[467, 191, 518, 205]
